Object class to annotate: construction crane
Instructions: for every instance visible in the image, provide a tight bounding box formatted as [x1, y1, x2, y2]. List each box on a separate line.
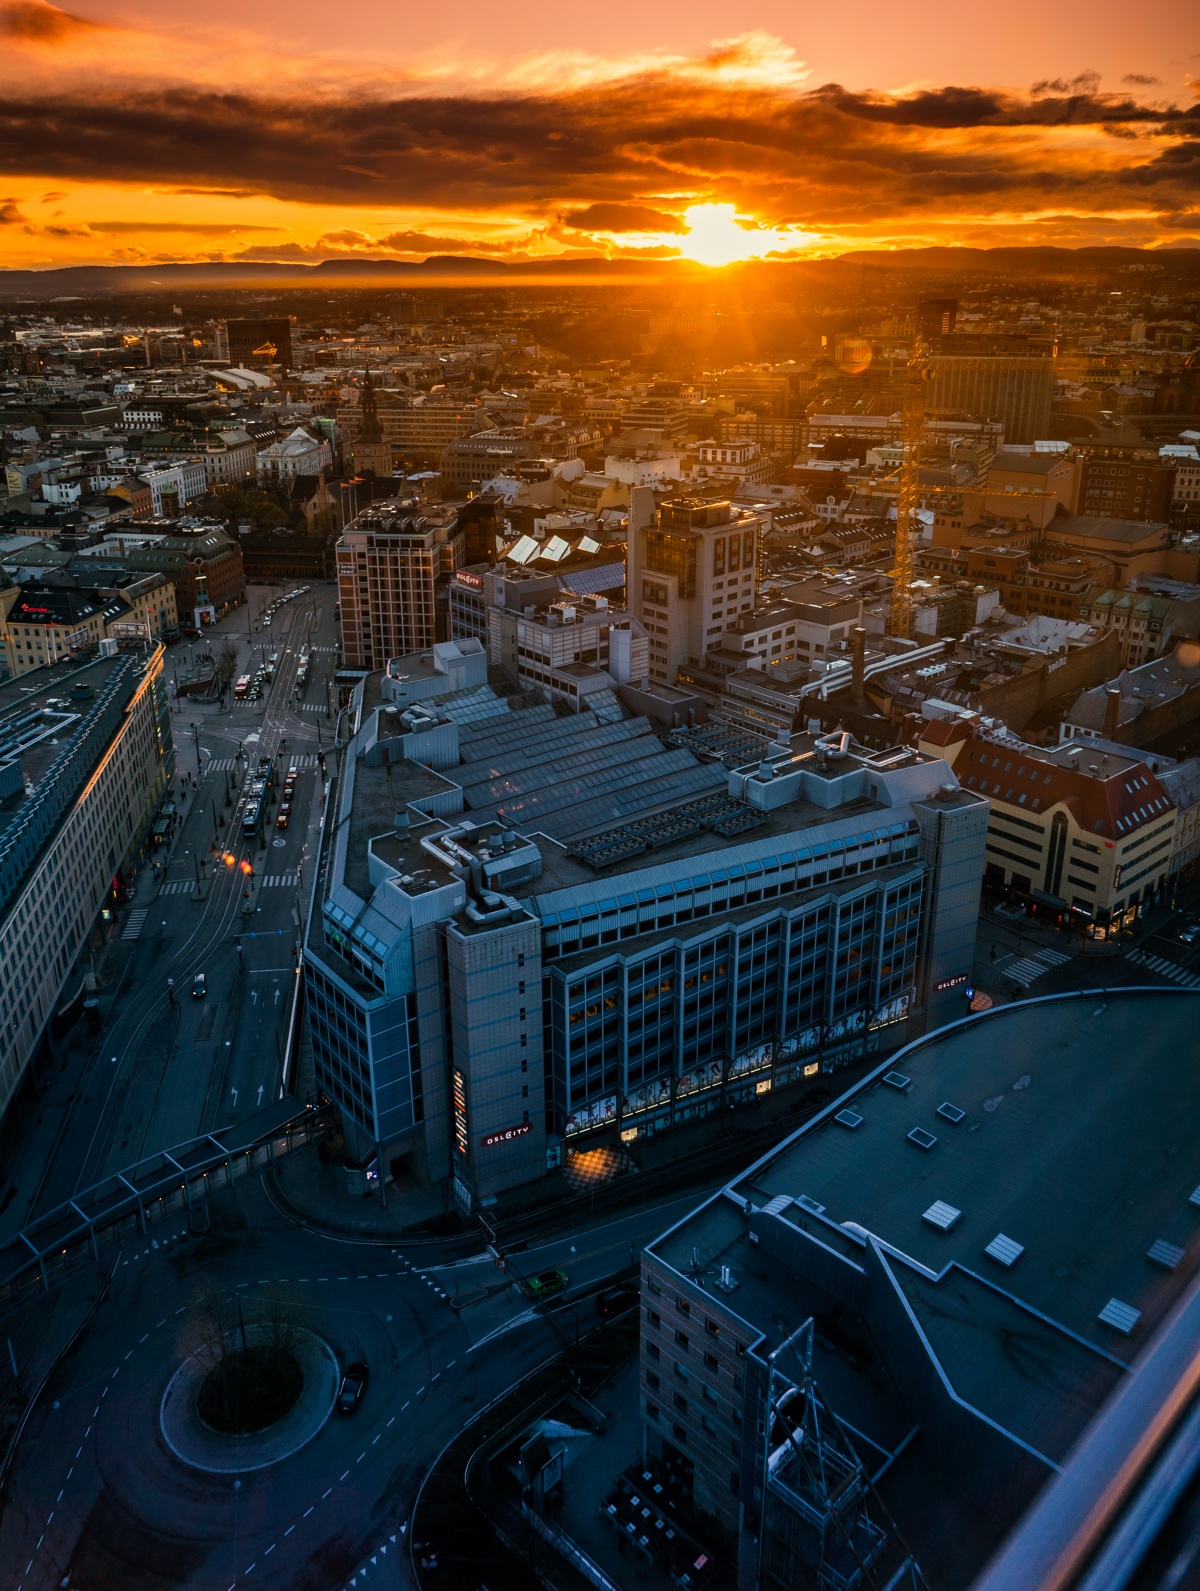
[889, 341, 930, 639]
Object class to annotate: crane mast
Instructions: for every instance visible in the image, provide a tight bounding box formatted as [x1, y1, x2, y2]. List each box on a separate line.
[889, 345, 930, 639]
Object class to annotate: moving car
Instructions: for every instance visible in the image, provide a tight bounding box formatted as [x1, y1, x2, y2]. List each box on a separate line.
[525, 1268, 568, 1301]
[337, 1362, 368, 1413]
[596, 1284, 637, 1317]
[1179, 921, 1200, 945]
[276, 802, 291, 830]
[192, 973, 206, 999]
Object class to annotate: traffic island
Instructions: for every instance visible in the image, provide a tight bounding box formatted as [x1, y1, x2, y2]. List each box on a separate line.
[160, 1323, 338, 1473]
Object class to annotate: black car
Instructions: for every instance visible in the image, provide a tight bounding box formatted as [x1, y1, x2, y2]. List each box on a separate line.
[596, 1284, 638, 1317]
[337, 1361, 369, 1413]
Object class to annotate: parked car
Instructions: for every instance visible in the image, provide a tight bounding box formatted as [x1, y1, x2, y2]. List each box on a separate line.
[337, 1362, 369, 1413]
[1179, 921, 1200, 945]
[525, 1268, 568, 1301]
[596, 1284, 638, 1317]
[192, 973, 206, 998]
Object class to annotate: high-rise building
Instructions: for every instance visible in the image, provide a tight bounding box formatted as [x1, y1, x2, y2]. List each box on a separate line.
[224, 317, 293, 372]
[917, 296, 957, 339]
[926, 354, 1054, 445]
[628, 493, 767, 685]
[303, 681, 986, 1204]
[0, 647, 174, 1125]
[335, 500, 463, 669]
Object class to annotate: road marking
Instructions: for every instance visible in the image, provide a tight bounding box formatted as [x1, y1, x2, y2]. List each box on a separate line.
[264, 1544, 275, 1555]
[447, 1359, 456, 1368]
[284, 1525, 295, 1536]
[324, 1486, 334, 1497]
[139, 1334, 148, 1344]
[388, 1415, 396, 1425]
[430, 1372, 439, 1382]
[356, 1452, 366, 1463]
[339, 1470, 349, 1481]
[125, 1350, 133, 1360]
[303, 1506, 314, 1518]
[372, 1433, 380, 1445]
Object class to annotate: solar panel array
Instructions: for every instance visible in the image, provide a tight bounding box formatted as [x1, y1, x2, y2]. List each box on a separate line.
[568, 791, 767, 871]
[453, 701, 726, 843]
[667, 721, 774, 768]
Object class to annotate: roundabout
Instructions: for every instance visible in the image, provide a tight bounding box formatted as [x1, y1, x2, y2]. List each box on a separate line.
[160, 1323, 339, 1474]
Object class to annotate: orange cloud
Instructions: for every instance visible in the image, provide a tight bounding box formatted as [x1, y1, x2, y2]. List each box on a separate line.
[0, 1, 101, 42]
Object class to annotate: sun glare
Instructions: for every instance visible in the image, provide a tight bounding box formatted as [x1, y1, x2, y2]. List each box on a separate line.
[678, 203, 783, 266]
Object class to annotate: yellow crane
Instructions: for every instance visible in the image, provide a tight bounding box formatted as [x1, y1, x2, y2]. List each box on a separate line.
[889, 342, 930, 639]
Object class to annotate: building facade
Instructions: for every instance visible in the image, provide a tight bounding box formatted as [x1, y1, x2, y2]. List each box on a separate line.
[922, 718, 1176, 931]
[0, 648, 174, 1122]
[628, 494, 767, 685]
[304, 678, 988, 1206]
[336, 501, 463, 670]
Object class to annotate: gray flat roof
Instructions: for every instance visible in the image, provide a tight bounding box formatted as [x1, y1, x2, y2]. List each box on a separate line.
[655, 992, 1200, 1355]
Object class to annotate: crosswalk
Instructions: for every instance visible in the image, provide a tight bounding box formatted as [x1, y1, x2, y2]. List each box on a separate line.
[198, 753, 321, 772]
[998, 946, 1072, 987]
[122, 907, 149, 940]
[294, 704, 329, 715]
[1127, 948, 1200, 989]
[158, 872, 298, 895]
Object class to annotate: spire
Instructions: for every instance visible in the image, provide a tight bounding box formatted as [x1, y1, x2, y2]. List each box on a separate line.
[359, 367, 383, 443]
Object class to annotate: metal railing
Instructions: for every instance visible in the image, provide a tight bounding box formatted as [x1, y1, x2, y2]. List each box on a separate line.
[0, 1098, 334, 1309]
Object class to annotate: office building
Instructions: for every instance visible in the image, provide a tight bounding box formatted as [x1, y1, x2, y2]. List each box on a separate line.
[74, 522, 245, 627]
[0, 647, 174, 1123]
[305, 677, 986, 1205]
[926, 354, 1054, 446]
[628, 494, 767, 685]
[920, 718, 1176, 932]
[637, 990, 1200, 1590]
[224, 317, 293, 372]
[1077, 445, 1176, 522]
[336, 500, 463, 670]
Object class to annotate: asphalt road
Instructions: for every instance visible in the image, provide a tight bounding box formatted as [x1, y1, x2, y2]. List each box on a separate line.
[0, 1173, 678, 1591]
[0, 583, 340, 1243]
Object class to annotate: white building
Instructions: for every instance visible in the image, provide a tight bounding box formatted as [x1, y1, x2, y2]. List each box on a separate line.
[256, 426, 333, 484]
[138, 460, 207, 515]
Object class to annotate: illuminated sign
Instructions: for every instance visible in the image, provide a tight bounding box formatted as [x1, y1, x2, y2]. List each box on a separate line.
[481, 1122, 533, 1150]
[935, 973, 969, 992]
[455, 571, 484, 590]
[452, 1069, 468, 1157]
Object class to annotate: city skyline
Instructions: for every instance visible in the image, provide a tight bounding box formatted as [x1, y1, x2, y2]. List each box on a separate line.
[0, 0, 1198, 269]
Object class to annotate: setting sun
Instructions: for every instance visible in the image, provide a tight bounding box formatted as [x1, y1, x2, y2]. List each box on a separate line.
[677, 203, 786, 267]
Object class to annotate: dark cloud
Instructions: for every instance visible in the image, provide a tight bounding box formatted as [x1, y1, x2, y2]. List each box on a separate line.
[1, 198, 26, 224]
[86, 219, 283, 233]
[0, 72, 1195, 238]
[0, 1, 100, 42]
[1124, 73, 1162, 86]
[1158, 211, 1200, 229]
[562, 202, 686, 233]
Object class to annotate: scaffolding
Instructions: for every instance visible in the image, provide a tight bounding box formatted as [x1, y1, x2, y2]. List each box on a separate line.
[758, 1322, 925, 1591]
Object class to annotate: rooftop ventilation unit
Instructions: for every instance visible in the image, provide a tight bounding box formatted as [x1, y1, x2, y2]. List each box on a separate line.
[922, 1201, 961, 1231]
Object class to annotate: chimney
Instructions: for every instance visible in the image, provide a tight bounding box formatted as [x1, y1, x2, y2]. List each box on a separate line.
[1103, 686, 1122, 741]
[851, 625, 866, 705]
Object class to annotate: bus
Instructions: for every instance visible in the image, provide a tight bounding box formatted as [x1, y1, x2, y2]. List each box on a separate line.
[234, 674, 252, 700]
[265, 652, 279, 681]
[295, 650, 310, 693]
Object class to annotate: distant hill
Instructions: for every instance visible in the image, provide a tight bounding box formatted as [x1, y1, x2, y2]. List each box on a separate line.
[0, 245, 1197, 298]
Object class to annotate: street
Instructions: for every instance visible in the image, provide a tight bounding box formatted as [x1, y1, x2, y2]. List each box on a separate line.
[0, 583, 341, 1245]
[0, 1173, 674, 1591]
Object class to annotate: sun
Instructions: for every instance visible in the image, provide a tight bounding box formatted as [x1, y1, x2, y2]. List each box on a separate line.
[678, 203, 783, 266]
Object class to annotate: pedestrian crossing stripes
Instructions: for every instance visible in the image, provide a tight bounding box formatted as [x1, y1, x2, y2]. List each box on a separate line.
[309, 644, 337, 653]
[121, 908, 149, 940]
[998, 946, 1072, 987]
[295, 704, 329, 714]
[158, 872, 298, 894]
[1127, 948, 1200, 989]
[207, 757, 239, 771]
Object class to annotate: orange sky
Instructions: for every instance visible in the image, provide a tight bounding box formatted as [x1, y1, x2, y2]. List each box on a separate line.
[0, 0, 1197, 270]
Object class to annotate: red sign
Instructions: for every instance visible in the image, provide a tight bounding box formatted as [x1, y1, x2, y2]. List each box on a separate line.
[455, 571, 484, 590]
[481, 1122, 533, 1150]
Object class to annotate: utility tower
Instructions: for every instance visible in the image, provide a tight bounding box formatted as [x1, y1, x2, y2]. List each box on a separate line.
[889, 343, 930, 640]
